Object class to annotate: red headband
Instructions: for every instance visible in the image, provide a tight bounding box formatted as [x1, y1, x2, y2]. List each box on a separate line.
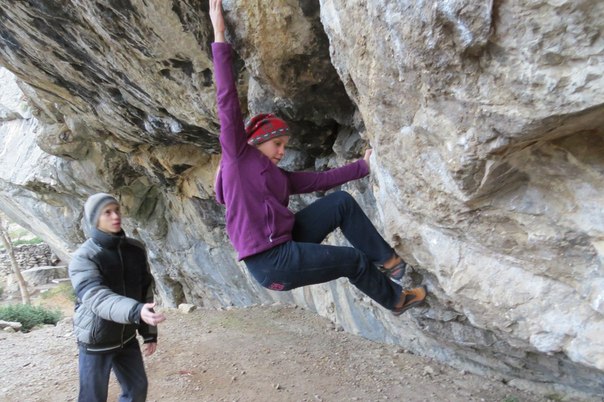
[245, 113, 290, 146]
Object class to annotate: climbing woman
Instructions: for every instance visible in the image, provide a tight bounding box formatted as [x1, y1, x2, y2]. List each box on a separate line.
[209, 0, 426, 315]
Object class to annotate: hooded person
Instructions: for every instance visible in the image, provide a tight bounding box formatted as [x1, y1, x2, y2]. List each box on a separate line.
[82, 192, 120, 236]
[68, 192, 166, 402]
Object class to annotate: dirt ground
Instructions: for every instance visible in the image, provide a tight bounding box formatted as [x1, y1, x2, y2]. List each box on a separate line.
[0, 285, 565, 402]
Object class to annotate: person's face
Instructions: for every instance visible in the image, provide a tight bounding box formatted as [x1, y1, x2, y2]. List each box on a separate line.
[256, 136, 290, 164]
[97, 203, 122, 234]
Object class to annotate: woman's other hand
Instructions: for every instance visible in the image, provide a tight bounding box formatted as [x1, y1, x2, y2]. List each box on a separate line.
[363, 149, 372, 171]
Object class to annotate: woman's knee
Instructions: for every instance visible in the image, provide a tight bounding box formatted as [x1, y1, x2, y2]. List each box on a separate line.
[329, 190, 356, 209]
[335, 191, 362, 219]
[330, 190, 352, 201]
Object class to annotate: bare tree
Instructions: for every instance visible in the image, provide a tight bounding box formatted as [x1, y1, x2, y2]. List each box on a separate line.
[0, 213, 30, 304]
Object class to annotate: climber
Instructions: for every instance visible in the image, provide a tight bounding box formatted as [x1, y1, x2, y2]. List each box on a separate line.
[68, 193, 166, 402]
[209, 0, 427, 315]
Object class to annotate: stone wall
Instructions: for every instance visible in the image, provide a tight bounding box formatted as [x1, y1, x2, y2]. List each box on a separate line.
[0, 243, 56, 276]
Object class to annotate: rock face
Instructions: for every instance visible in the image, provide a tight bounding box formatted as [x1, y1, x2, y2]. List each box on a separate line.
[0, 0, 602, 397]
[21, 265, 68, 287]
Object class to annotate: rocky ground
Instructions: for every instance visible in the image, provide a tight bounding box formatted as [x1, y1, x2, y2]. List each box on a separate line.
[0, 285, 564, 402]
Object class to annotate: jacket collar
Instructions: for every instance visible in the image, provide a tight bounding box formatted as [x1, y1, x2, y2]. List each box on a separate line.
[91, 227, 125, 249]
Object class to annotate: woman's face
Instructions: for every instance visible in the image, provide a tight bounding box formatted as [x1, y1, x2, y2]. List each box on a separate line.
[97, 203, 122, 234]
[256, 136, 290, 164]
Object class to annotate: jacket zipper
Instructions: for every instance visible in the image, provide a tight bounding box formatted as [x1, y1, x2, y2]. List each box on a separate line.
[265, 202, 273, 243]
[86, 333, 136, 353]
[118, 240, 126, 347]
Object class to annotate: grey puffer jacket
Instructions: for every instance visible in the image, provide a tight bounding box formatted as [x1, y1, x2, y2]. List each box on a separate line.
[68, 227, 157, 353]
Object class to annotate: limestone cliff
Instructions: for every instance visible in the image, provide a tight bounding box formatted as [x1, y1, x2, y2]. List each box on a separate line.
[0, 0, 602, 397]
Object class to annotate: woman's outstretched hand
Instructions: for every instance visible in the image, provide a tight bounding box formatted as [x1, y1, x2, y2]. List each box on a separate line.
[209, 0, 226, 43]
[363, 149, 372, 171]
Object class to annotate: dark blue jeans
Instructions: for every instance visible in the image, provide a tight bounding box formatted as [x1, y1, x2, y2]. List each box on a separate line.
[78, 338, 148, 402]
[245, 191, 402, 309]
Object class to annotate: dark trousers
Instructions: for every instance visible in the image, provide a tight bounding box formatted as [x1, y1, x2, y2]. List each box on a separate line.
[245, 191, 402, 309]
[78, 338, 148, 402]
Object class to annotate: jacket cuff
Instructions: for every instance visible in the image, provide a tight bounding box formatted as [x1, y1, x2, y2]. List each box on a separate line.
[129, 303, 144, 324]
[143, 336, 158, 344]
[358, 159, 370, 177]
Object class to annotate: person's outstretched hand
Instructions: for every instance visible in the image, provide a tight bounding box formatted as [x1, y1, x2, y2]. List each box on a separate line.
[140, 302, 166, 327]
[210, 0, 226, 43]
[363, 149, 372, 171]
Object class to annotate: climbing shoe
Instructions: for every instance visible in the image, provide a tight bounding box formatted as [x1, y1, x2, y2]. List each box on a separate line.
[392, 286, 427, 316]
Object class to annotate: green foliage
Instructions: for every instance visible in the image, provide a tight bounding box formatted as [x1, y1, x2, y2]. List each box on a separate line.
[41, 282, 76, 302]
[502, 396, 519, 402]
[0, 286, 3, 298]
[10, 237, 44, 247]
[0, 223, 42, 250]
[8, 226, 30, 239]
[0, 303, 62, 331]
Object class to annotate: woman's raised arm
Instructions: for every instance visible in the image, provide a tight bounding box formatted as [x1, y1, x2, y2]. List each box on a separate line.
[210, 0, 247, 159]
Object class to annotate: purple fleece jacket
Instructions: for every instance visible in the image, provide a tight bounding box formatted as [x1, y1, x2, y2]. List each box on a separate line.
[212, 42, 369, 260]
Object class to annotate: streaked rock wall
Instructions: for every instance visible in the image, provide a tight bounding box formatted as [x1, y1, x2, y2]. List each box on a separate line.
[0, 0, 602, 397]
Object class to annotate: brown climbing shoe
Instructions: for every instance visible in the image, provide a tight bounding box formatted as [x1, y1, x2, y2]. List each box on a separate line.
[392, 286, 427, 316]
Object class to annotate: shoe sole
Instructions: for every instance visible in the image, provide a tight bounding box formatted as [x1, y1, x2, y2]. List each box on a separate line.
[392, 285, 427, 316]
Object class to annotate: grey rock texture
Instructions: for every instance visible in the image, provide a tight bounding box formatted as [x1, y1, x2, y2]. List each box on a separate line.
[0, 0, 602, 397]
